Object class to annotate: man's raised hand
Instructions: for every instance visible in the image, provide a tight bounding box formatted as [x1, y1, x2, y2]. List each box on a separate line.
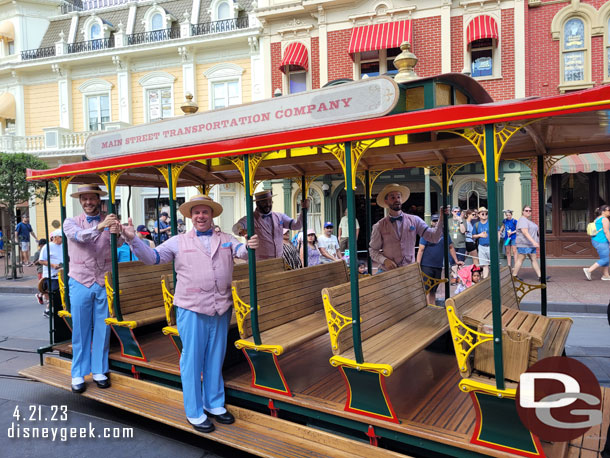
[122, 218, 137, 241]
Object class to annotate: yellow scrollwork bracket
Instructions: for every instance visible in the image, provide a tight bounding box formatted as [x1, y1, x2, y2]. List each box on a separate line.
[329, 355, 394, 377]
[234, 340, 284, 356]
[446, 305, 493, 374]
[428, 163, 473, 185]
[196, 183, 216, 196]
[420, 271, 448, 298]
[57, 271, 67, 311]
[156, 162, 190, 198]
[355, 169, 390, 198]
[292, 175, 320, 197]
[441, 127, 487, 178]
[458, 378, 516, 399]
[98, 171, 124, 204]
[512, 276, 546, 306]
[322, 293, 360, 352]
[232, 287, 261, 338]
[227, 153, 269, 196]
[161, 278, 175, 326]
[104, 273, 115, 318]
[52, 177, 74, 207]
[323, 139, 383, 190]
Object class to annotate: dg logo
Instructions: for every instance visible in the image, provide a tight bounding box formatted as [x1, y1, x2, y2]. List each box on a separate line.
[516, 356, 602, 442]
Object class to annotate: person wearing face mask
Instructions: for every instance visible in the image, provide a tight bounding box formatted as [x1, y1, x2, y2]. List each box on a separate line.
[122, 195, 258, 434]
[232, 190, 309, 261]
[62, 185, 123, 394]
[369, 184, 448, 272]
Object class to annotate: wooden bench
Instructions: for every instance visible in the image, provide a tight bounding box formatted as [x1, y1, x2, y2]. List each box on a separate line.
[232, 261, 349, 396]
[104, 261, 175, 361]
[443, 268, 571, 457]
[161, 257, 287, 355]
[321, 263, 446, 423]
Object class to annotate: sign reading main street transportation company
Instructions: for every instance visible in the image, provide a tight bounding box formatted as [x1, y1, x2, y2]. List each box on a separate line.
[85, 77, 400, 160]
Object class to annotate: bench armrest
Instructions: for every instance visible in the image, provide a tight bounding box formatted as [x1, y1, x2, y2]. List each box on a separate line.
[104, 273, 116, 318]
[446, 305, 493, 375]
[232, 287, 260, 339]
[329, 355, 393, 377]
[57, 273, 67, 311]
[458, 377, 516, 399]
[420, 271, 448, 297]
[105, 317, 138, 329]
[161, 278, 175, 326]
[322, 292, 358, 352]
[512, 277, 546, 306]
[234, 339, 284, 355]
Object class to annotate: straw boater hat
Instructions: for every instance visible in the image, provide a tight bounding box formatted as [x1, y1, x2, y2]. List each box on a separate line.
[178, 195, 223, 218]
[253, 190, 276, 202]
[376, 183, 410, 209]
[70, 184, 107, 198]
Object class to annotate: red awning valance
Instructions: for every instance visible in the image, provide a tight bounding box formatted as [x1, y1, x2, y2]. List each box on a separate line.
[348, 20, 412, 54]
[279, 42, 308, 73]
[466, 15, 499, 45]
[549, 152, 610, 175]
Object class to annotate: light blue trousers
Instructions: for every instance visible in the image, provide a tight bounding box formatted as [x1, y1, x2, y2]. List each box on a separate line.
[176, 306, 230, 422]
[69, 278, 110, 378]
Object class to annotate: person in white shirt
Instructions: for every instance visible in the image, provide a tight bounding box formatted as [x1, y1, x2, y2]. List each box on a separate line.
[38, 229, 64, 317]
[318, 222, 342, 263]
[338, 209, 360, 252]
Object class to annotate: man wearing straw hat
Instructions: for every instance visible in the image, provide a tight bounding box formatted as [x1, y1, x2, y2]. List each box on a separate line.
[370, 183, 448, 272]
[63, 184, 122, 394]
[122, 195, 258, 434]
[232, 190, 309, 261]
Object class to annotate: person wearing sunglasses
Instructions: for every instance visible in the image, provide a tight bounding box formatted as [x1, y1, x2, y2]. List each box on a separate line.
[512, 206, 543, 282]
[471, 207, 490, 278]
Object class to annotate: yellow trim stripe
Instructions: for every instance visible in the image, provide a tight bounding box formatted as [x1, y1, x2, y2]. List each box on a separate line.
[28, 98, 610, 181]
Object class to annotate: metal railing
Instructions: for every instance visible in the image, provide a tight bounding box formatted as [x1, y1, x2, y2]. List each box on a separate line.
[21, 46, 56, 61]
[61, 0, 135, 13]
[1, 131, 92, 156]
[127, 28, 181, 45]
[191, 17, 249, 36]
[67, 37, 114, 54]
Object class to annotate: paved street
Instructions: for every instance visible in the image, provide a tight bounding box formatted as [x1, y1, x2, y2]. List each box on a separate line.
[0, 293, 249, 458]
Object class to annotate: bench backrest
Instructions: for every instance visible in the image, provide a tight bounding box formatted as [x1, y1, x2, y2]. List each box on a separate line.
[234, 261, 349, 339]
[322, 264, 427, 355]
[106, 261, 173, 317]
[233, 257, 286, 282]
[445, 266, 517, 316]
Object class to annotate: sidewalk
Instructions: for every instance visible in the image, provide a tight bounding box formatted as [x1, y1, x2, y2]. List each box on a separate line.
[0, 263, 39, 294]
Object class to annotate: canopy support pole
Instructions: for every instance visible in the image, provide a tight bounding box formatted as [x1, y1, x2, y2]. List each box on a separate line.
[484, 124, 504, 391]
[127, 185, 132, 261]
[442, 163, 450, 300]
[537, 155, 548, 316]
[364, 170, 373, 275]
[301, 176, 308, 267]
[57, 177, 71, 312]
[244, 155, 261, 345]
[106, 172, 122, 322]
[43, 181, 54, 346]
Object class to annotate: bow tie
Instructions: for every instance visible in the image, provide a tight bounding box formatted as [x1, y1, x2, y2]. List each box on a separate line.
[86, 215, 101, 224]
[261, 213, 272, 219]
[196, 229, 214, 237]
[390, 215, 403, 223]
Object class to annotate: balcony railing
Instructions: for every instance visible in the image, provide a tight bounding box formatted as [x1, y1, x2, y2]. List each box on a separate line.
[191, 17, 249, 36]
[127, 28, 181, 45]
[1, 131, 92, 157]
[21, 46, 56, 61]
[61, 0, 136, 13]
[67, 37, 114, 54]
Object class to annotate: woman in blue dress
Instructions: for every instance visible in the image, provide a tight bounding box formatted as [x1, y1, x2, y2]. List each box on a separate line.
[499, 210, 518, 269]
[584, 205, 610, 281]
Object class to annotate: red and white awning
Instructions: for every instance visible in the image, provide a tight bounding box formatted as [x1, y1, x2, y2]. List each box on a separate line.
[549, 152, 610, 175]
[279, 42, 308, 73]
[466, 15, 499, 45]
[348, 20, 412, 54]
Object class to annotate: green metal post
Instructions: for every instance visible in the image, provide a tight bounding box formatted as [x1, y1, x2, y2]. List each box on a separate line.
[442, 163, 450, 300]
[155, 187, 161, 246]
[365, 170, 373, 275]
[301, 176, 308, 267]
[167, 165, 178, 285]
[244, 155, 261, 345]
[108, 172, 122, 322]
[345, 142, 363, 364]
[537, 155, 548, 316]
[58, 178, 71, 312]
[127, 185, 132, 261]
[43, 182, 54, 345]
[484, 125, 504, 390]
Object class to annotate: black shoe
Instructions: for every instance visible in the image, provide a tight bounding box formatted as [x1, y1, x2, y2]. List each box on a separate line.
[539, 275, 551, 282]
[94, 378, 111, 389]
[188, 418, 215, 433]
[205, 410, 235, 425]
[71, 382, 86, 393]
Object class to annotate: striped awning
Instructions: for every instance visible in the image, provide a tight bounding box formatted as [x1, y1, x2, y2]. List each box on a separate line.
[549, 152, 610, 175]
[279, 42, 308, 73]
[0, 92, 15, 119]
[466, 15, 499, 45]
[348, 20, 412, 54]
[0, 20, 14, 41]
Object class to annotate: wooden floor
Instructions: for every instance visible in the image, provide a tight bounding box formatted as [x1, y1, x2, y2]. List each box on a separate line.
[52, 331, 610, 458]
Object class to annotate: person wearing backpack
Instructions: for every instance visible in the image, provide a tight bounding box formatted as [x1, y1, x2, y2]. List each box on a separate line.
[583, 205, 610, 281]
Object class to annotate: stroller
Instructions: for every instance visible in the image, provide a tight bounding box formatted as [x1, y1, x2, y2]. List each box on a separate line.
[454, 264, 484, 294]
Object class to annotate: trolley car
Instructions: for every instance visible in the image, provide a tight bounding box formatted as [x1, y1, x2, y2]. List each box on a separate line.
[21, 69, 610, 458]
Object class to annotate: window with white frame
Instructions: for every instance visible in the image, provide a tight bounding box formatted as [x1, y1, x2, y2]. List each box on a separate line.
[79, 79, 113, 132]
[562, 17, 586, 83]
[357, 48, 400, 79]
[151, 13, 164, 30]
[296, 188, 322, 234]
[457, 180, 488, 211]
[217, 2, 231, 20]
[204, 63, 244, 110]
[87, 94, 110, 131]
[470, 38, 494, 78]
[139, 72, 176, 122]
[286, 66, 306, 94]
[90, 22, 102, 40]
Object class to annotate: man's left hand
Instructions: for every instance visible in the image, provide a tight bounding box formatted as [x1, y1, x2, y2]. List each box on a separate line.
[440, 206, 451, 216]
[301, 198, 310, 210]
[246, 234, 259, 250]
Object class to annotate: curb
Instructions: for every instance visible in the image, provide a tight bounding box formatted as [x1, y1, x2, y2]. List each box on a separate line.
[520, 301, 607, 314]
[0, 286, 38, 294]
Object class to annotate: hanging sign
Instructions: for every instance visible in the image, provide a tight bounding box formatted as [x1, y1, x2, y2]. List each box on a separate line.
[85, 76, 400, 160]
